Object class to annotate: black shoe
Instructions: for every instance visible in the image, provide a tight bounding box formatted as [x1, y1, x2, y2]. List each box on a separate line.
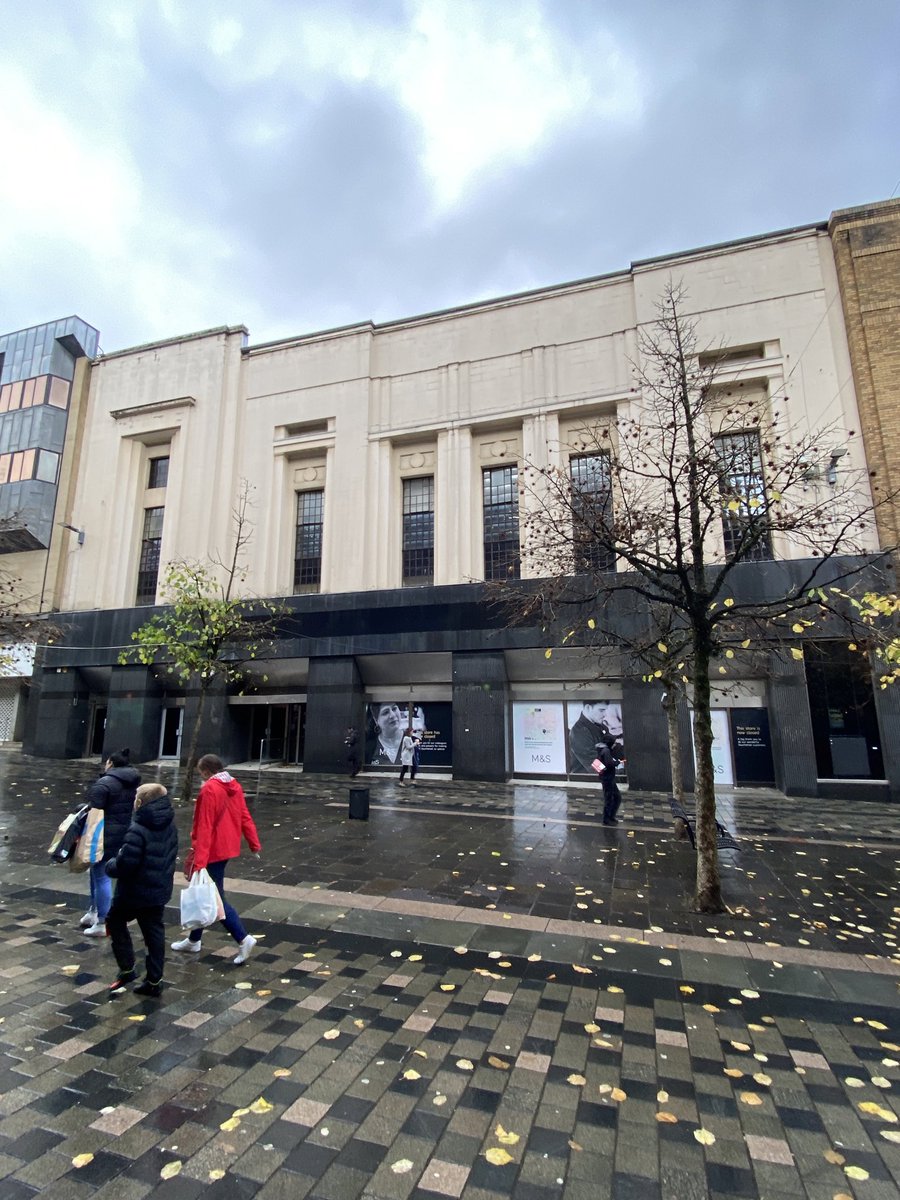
[134, 980, 162, 998]
[602, 818, 617, 825]
[108, 968, 137, 997]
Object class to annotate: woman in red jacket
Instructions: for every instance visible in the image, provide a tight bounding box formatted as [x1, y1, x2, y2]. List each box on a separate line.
[171, 754, 262, 965]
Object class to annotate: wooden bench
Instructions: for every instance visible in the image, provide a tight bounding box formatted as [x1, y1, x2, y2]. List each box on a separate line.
[668, 797, 740, 853]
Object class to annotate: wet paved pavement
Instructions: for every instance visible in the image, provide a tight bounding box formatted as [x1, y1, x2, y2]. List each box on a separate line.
[1, 751, 900, 1198]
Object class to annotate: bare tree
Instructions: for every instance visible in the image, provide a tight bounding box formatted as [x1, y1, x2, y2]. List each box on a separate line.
[508, 282, 894, 913]
[119, 482, 286, 802]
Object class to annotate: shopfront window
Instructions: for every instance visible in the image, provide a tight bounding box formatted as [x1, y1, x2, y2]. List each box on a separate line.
[805, 641, 884, 779]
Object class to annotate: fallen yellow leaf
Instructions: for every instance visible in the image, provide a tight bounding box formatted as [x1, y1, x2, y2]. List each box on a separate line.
[249, 1097, 273, 1114]
[724, 1068, 744, 1079]
[495, 1124, 520, 1145]
[456, 1059, 474, 1071]
[740, 1092, 763, 1106]
[220, 1117, 241, 1132]
[694, 1128, 716, 1145]
[72, 1154, 94, 1169]
[823, 1148, 845, 1164]
[209, 1169, 225, 1180]
[273, 1068, 291, 1078]
[488, 1056, 510, 1070]
[567, 1073, 587, 1086]
[485, 1148, 514, 1166]
[611, 1087, 627, 1102]
[402, 1069, 421, 1080]
[844, 1164, 869, 1180]
[655, 1111, 678, 1123]
[391, 1159, 414, 1174]
[323, 1029, 340, 1040]
[160, 1161, 182, 1180]
[584, 1023, 600, 1033]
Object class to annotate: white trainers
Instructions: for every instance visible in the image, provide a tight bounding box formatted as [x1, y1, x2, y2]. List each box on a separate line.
[233, 935, 256, 965]
[80, 909, 98, 928]
[171, 937, 201, 953]
[84, 921, 106, 937]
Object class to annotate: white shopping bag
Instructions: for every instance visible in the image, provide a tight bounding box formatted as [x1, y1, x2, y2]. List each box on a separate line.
[179, 868, 222, 929]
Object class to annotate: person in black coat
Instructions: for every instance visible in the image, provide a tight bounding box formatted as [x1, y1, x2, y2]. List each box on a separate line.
[105, 783, 178, 998]
[595, 733, 624, 825]
[82, 749, 141, 937]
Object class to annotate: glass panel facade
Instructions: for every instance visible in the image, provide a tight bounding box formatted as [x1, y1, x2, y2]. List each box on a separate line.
[136, 506, 165, 606]
[714, 430, 772, 561]
[294, 489, 324, 593]
[483, 465, 520, 580]
[402, 476, 434, 585]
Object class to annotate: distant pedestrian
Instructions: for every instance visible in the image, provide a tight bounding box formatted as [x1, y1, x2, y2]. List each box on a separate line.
[595, 733, 624, 825]
[105, 783, 178, 999]
[171, 754, 261, 964]
[81, 749, 141, 937]
[344, 726, 361, 776]
[398, 728, 417, 786]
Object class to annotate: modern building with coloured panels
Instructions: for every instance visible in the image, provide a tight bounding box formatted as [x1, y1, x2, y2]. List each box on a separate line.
[20, 202, 900, 799]
[0, 317, 99, 741]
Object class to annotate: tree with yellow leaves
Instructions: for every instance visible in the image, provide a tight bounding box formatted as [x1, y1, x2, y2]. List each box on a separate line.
[503, 283, 895, 913]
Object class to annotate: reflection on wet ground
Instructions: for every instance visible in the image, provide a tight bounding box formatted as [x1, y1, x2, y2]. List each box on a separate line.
[2, 750, 898, 960]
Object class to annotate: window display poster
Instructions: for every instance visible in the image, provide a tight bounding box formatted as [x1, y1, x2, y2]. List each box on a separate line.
[690, 708, 734, 786]
[566, 700, 624, 775]
[512, 702, 568, 774]
[365, 701, 453, 767]
[729, 708, 774, 785]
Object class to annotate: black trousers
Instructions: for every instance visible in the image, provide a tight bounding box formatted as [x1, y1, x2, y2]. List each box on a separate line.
[107, 896, 166, 984]
[601, 776, 622, 822]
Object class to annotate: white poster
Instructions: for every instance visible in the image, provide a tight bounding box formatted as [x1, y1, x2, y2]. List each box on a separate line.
[512, 702, 568, 774]
[691, 709, 734, 786]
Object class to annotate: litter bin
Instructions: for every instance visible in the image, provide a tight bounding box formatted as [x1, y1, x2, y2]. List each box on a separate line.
[348, 786, 370, 821]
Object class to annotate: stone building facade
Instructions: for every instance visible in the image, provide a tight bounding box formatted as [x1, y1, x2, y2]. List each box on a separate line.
[14, 203, 900, 799]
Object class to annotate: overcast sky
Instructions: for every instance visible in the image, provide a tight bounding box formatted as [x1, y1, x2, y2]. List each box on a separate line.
[1, 0, 898, 355]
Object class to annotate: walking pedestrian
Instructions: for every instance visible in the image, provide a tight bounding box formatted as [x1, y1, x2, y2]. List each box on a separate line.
[105, 783, 178, 998]
[171, 754, 261, 964]
[595, 732, 624, 825]
[398, 727, 417, 786]
[81, 749, 141, 937]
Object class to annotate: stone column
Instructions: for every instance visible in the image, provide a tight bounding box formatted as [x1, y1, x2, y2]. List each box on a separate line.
[105, 664, 164, 763]
[452, 651, 509, 781]
[303, 656, 365, 774]
[22, 660, 90, 759]
[766, 655, 818, 796]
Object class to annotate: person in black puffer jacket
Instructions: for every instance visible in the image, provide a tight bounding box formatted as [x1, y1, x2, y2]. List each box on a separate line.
[82, 749, 141, 937]
[105, 783, 178, 999]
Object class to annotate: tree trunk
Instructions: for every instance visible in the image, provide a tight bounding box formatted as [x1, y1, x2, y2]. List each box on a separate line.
[180, 679, 209, 805]
[691, 643, 723, 912]
[662, 686, 684, 803]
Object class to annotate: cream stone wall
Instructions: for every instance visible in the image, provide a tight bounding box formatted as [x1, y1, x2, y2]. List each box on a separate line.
[56, 226, 877, 613]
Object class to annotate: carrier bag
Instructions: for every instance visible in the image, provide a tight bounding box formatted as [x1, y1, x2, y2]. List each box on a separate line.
[49, 806, 89, 863]
[71, 807, 105, 871]
[179, 868, 222, 929]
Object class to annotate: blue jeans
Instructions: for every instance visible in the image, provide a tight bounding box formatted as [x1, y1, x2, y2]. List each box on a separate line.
[89, 862, 112, 921]
[188, 859, 247, 944]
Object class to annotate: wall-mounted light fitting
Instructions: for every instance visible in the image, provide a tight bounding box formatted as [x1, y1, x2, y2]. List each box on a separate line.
[59, 522, 85, 545]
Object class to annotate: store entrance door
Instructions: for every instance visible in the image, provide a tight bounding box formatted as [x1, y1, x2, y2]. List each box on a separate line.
[250, 704, 305, 764]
